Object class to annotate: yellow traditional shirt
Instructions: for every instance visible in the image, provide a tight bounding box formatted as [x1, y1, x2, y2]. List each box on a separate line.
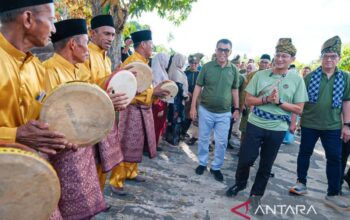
[43, 53, 89, 93]
[83, 42, 112, 88]
[0, 33, 46, 142]
[121, 52, 154, 106]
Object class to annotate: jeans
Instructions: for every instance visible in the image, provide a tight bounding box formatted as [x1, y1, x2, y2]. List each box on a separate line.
[197, 105, 231, 170]
[297, 127, 342, 196]
[235, 122, 285, 196]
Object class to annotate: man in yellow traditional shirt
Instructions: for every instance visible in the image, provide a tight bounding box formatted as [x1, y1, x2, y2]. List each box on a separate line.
[84, 14, 129, 191]
[0, 0, 76, 155]
[43, 18, 108, 219]
[109, 30, 170, 195]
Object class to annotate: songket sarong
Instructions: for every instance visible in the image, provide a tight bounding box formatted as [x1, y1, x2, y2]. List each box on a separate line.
[49, 147, 107, 220]
[118, 104, 157, 162]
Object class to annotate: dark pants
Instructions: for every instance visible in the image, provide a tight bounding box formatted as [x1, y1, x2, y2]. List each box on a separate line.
[297, 127, 342, 196]
[342, 141, 350, 183]
[227, 107, 235, 141]
[235, 122, 285, 196]
[182, 118, 192, 136]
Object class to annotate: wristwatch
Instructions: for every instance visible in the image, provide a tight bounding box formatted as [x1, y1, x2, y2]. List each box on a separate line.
[234, 108, 240, 112]
[276, 98, 285, 106]
[344, 122, 350, 128]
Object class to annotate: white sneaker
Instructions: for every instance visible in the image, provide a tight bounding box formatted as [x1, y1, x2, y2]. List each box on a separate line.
[289, 181, 307, 195]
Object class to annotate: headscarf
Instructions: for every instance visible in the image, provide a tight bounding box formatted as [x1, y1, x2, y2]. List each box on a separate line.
[168, 53, 188, 97]
[151, 53, 170, 86]
[321, 35, 342, 55]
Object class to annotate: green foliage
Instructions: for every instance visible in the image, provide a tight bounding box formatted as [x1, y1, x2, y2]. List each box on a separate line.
[122, 21, 150, 39]
[339, 43, 350, 72]
[129, 0, 198, 25]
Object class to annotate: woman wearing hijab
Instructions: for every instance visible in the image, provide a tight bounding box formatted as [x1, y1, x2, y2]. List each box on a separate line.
[151, 53, 170, 150]
[165, 53, 188, 145]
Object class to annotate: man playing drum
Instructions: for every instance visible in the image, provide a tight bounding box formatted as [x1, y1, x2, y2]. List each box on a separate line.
[83, 14, 129, 191]
[109, 30, 170, 195]
[43, 19, 108, 219]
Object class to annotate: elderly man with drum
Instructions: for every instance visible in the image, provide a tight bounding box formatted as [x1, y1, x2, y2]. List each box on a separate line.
[43, 19, 108, 219]
[109, 30, 170, 195]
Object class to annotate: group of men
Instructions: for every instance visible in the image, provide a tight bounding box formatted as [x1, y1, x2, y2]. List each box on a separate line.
[0, 0, 170, 219]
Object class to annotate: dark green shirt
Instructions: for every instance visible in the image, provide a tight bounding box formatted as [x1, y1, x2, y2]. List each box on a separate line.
[196, 61, 239, 113]
[301, 68, 350, 130]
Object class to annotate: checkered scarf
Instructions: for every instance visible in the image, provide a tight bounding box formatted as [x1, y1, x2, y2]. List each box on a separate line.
[253, 107, 291, 124]
[308, 66, 344, 109]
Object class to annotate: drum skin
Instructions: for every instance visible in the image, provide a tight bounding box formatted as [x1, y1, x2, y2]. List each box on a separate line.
[124, 62, 153, 93]
[0, 147, 60, 220]
[107, 70, 137, 106]
[40, 82, 115, 147]
[159, 80, 179, 102]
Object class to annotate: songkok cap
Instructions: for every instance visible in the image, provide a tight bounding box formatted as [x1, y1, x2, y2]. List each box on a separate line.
[321, 35, 342, 55]
[260, 54, 271, 61]
[275, 38, 297, 57]
[91, 14, 114, 29]
[0, 0, 53, 13]
[131, 30, 152, 44]
[51, 19, 87, 43]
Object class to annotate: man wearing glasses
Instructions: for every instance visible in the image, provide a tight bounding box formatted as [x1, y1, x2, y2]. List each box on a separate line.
[226, 38, 308, 214]
[190, 39, 240, 182]
[289, 36, 350, 210]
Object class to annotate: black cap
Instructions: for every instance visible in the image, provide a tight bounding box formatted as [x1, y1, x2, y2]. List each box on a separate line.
[131, 30, 152, 44]
[91, 14, 114, 29]
[260, 54, 271, 61]
[0, 0, 53, 13]
[51, 19, 88, 43]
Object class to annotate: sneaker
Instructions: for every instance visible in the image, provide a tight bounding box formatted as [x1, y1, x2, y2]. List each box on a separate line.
[195, 165, 207, 175]
[324, 195, 350, 211]
[210, 169, 223, 182]
[289, 181, 307, 195]
[226, 184, 246, 197]
[209, 145, 214, 152]
[249, 195, 263, 216]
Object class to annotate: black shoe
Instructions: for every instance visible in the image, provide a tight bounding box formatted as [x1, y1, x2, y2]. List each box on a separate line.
[226, 184, 246, 197]
[210, 169, 224, 182]
[227, 142, 234, 150]
[209, 145, 214, 152]
[270, 172, 275, 178]
[185, 133, 190, 138]
[249, 195, 263, 216]
[344, 175, 350, 189]
[195, 165, 207, 175]
[186, 137, 197, 146]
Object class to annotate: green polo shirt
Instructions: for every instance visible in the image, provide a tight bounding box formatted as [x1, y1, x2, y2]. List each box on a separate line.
[246, 69, 308, 131]
[196, 60, 239, 113]
[301, 68, 350, 130]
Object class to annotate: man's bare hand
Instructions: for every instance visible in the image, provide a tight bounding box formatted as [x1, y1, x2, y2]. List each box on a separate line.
[341, 125, 350, 143]
[190, 106, 197, 121]
[16, 120, 76, 155]
[107, 89, 129, 111]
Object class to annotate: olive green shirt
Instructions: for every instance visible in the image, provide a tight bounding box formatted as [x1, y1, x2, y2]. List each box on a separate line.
[246, 69, 308, 131]
[301, 68, 350, 130]
[196, 61, 239, 113]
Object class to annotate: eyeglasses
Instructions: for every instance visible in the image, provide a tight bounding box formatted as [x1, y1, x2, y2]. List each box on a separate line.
[274, 53, 291, 59]
[321, 54, 339, 61]
[217, 48, 231, 54]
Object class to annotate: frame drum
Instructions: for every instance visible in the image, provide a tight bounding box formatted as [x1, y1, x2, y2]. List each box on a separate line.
[107, 70, 137, 106]
[40, 82, 115, 147]
[159, 80, 179, 102]
[0, 146, 60, 220]
[124, 62, 153, 93]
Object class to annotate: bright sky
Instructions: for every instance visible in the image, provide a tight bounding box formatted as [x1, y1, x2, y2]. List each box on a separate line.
[135, 0, 350, 63]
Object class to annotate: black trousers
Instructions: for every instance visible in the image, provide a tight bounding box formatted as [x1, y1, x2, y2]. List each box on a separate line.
[227, 107, 235, 140]
[342, 141, 350, 182]
[235, 122, 285, 196]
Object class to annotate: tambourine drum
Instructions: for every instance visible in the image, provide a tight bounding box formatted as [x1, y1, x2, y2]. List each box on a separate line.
[0, 146, 60, 220]
[124, 62, 153, 93]
[40, 82, 115, 147]
[160, 80, 179, 102]
[107, 70, 137, 105]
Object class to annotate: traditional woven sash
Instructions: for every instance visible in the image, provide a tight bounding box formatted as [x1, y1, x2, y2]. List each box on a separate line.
[308, 66, 344, 109]
[253, 107, 291, 124]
